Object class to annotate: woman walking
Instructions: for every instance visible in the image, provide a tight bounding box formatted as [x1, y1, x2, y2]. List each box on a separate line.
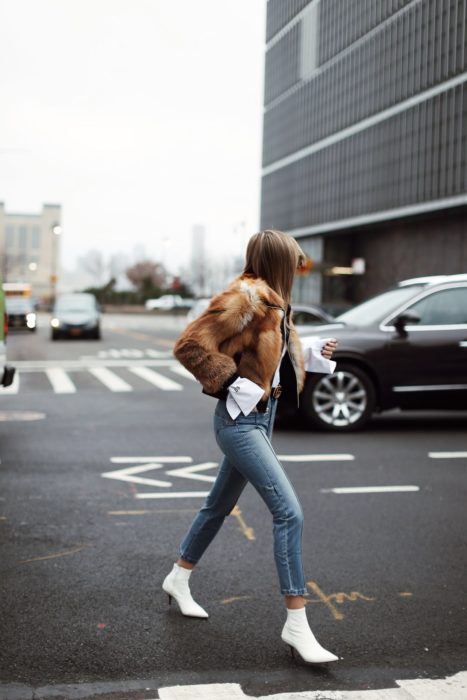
[162, 229, 338, 664]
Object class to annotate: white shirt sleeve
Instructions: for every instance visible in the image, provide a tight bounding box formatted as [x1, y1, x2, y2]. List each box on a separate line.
[226, 377, 265, 419]
[301, 336, 336, 374]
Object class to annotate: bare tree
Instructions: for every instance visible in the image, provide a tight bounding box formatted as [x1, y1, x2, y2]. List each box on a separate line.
[77, 250, 106, 286]
[126, 260, 167, 290]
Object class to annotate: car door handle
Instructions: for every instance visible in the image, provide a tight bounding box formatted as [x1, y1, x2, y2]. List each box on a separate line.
[459, 341, 467, 348]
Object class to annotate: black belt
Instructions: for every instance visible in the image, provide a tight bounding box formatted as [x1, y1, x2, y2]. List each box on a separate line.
[256, 385, 282, 413]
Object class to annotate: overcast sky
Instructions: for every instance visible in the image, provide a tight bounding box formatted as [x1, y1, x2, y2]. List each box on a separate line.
[0, 0, 266, 275]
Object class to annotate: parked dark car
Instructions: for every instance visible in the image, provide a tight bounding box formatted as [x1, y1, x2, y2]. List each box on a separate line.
[5, 297, 37, 332]
[51, 293, 101, 340]
[296, 274, 467, 431]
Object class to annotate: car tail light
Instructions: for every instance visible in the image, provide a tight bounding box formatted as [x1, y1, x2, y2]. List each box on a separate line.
[4, 311, 8, 339]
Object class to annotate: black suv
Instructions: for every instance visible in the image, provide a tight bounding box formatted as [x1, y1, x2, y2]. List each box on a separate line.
[297, 274, 467, 431]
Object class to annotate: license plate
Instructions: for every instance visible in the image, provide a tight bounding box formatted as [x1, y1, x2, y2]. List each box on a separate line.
[70, 328, 82, 336]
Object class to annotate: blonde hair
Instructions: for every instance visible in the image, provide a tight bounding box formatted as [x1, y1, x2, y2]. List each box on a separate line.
[243, 229, 305, 305]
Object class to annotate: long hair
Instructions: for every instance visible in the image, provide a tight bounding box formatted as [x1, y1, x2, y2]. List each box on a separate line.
[242, 229, 305, 306]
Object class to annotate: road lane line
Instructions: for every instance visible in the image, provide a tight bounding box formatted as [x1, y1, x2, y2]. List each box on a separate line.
[45, 368, 77, 394]
[230, 505, 255, 541]
[107, 509, 198, 515]
[129, 366, 182, 390]
[89, 367, 133, 392]
[108, 327, 175, 347]
[17, 544, 91, 565]
[110, 456, 192, 463]
[429, 451, 467, 458]
[170, 365, 196, 380]
[278, 453, 355, 461]
[0, 372, 20, 394]
[135, 491, 209, 499]
[321, 485, 420, 494]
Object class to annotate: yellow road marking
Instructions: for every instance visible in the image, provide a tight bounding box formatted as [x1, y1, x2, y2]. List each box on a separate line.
[306, 580, 376, 620]
[221, 595, 253, 605]
[108, 509, 198, 515]
[399, 591, 413, 597]
[17, 544, 92, 565]
[230, 505, 255, 541]
[109, 327, 175, 347]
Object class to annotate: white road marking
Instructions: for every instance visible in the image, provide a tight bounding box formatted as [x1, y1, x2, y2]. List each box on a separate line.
[321, 486, 420, 494]
[165, 462, 218, 483]
[429, 451, 467, 459]
[45, 368, 77, 394]
[89, 367, 133, 392]
[110, 456, 192, 464]
[170, 365, 196, 380]
[0, 372, 20, 394]
[0, 411, 46, 421]
[278, 453, 355, 461]
[129, 366, 182, 390]
[12, 358, 176, 369]
[135, 491, 209, 499]
[102, 463, 172, 488]
[156, 670, 467, 699]
[145, 348, 173, 358]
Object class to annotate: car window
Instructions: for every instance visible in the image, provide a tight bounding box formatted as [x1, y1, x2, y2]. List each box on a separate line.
[406, 287, 467, 325]
[337, 286, 425, 326]
[55, 296, 95, 312]
[6, 298, 31, 312]
[293, 310, 322, 324]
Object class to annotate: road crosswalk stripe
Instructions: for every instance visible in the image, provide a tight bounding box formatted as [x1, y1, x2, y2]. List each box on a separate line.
[170, 365, 196, 381]
[157, 671, 467, 699]
[45, 368, 77, 393]
[129, 366, 182, 390]
[89, 367, 133, 392]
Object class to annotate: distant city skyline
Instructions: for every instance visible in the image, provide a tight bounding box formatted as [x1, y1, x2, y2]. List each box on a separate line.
[0, 1, 266, 277]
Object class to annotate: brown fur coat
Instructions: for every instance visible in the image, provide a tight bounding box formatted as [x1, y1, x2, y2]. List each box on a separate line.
[173, 273, 305, 405]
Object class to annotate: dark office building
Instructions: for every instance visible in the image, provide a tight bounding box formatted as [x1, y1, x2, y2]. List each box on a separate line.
[260, 0, 467, 306]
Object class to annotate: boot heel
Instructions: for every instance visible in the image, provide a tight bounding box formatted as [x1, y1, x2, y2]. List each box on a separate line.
[167, 594, 172, 605]
[289, 645, 295, 659]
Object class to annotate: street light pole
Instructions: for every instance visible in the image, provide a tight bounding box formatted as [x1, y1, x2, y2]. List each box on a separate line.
[50, 223, 62, 307]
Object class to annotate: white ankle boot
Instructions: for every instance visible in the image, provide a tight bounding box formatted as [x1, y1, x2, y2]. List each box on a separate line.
[162, 563, 209, 618]
[281, 607, 338, 663]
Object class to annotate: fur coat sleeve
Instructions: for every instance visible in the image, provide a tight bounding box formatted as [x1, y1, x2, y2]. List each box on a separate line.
[173, 274, 305, 401]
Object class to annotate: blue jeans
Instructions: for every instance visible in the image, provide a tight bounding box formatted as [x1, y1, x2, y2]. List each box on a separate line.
[178, 395, 307, 595]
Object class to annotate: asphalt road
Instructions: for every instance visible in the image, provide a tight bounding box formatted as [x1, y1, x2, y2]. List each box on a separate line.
[1, 313, 466, 699]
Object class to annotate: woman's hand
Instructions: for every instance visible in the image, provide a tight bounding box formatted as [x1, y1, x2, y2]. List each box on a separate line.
[321, 338, 338, 359]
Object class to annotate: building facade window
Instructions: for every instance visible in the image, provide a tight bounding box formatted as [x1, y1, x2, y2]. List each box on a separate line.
[5, 225, 15, 248]
[31, 225, 41, 249]
[18, 225, 28, 249]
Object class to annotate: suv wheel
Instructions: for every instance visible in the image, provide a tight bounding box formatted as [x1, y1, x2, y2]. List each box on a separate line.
[301, 364, 375, 431]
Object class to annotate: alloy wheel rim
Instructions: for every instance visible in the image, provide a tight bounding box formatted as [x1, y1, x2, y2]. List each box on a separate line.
[312, 371, 368, 426]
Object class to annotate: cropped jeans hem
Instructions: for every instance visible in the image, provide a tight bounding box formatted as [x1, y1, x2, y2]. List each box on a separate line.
[177, 551, 198, 565]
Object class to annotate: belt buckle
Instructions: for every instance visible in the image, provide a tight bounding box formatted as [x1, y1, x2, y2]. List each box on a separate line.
[272, 385, 282, 399]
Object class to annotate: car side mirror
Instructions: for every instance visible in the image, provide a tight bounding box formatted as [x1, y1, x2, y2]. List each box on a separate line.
[393, 310, 421, 336]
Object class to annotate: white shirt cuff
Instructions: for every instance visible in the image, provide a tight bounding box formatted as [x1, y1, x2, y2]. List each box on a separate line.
[226, 377, 264, 419]
[301, 336, 337, 374]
